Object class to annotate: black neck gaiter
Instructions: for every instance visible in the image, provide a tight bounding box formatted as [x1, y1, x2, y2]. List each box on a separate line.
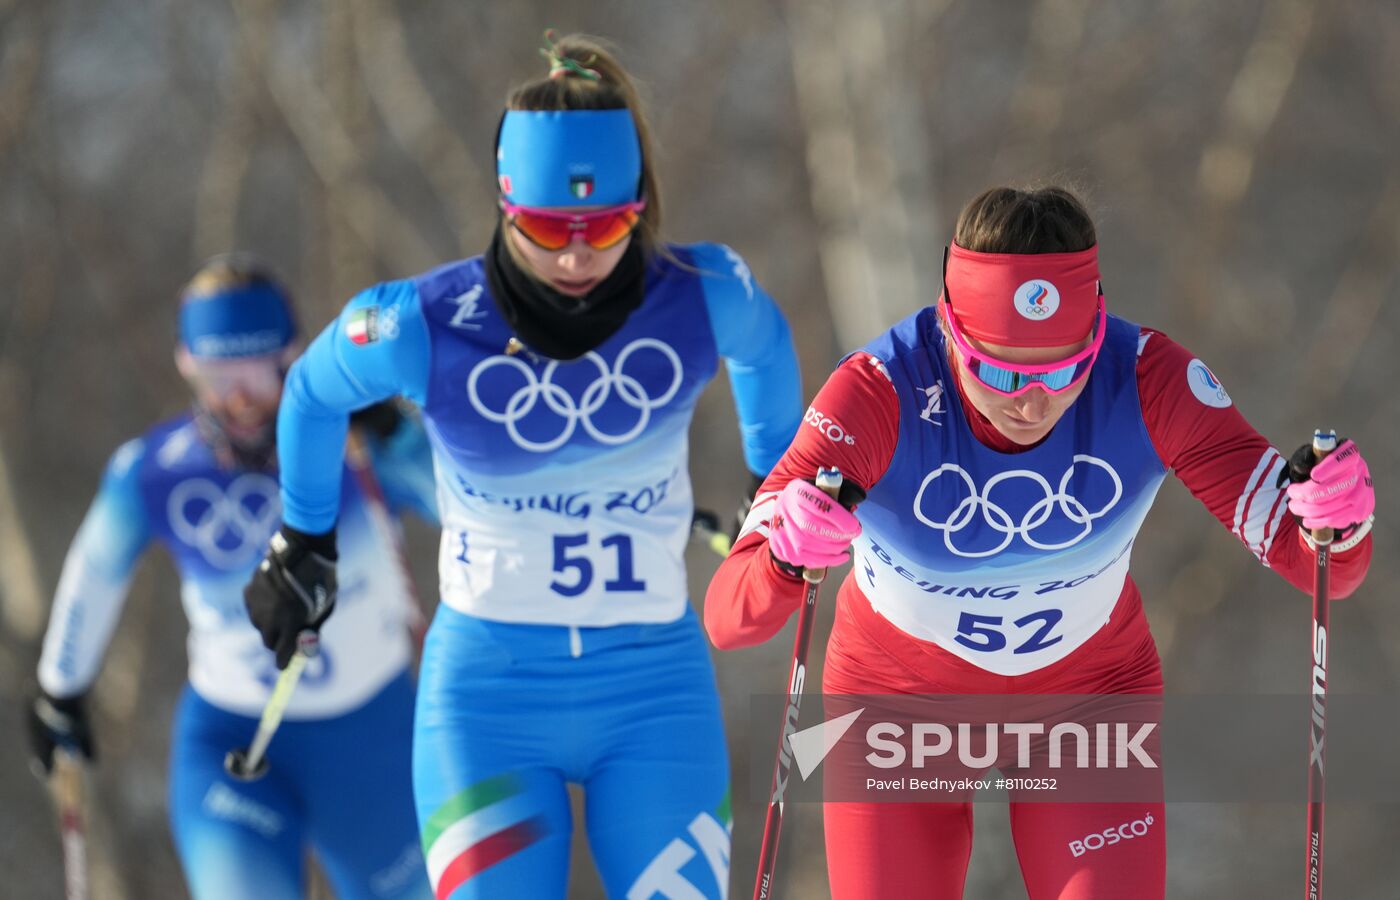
[484, 223, 646, 360]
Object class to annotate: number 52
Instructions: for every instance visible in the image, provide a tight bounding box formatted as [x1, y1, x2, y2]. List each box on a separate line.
[954, 609, 1063, 655]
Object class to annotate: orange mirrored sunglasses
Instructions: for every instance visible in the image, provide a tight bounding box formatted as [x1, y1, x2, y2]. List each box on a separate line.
[500, 199, 646, 251]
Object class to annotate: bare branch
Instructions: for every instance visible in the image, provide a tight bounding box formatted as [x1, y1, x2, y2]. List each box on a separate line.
[351, 0, 487, 257]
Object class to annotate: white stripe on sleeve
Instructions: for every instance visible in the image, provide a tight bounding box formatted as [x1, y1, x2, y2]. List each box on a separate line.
[737, 491, 779, 542]
[1235, 451, 1287, 562]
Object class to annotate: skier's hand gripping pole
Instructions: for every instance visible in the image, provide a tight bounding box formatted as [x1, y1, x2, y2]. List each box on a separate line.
[1298, 429, 1337, 899]
[1280, 429, 1373, 899]
[224, 630, 320, 781]
[753, 467, 847, 900]
[27, 688, 93, 899]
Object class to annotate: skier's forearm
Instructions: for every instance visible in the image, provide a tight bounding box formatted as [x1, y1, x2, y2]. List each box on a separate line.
[39, 447, 150, 696]
[38, 559, 134, 697]
[278, 360, 353, 534]
[705, 356, 896, 650]
[703, 533, 806, 650]
[721, 304, 802, 477]
[1137, 331, 1376, 600]
[696, 242, 804, 476]
[727, 345, 802, 479]
[278, 283, 430, 532]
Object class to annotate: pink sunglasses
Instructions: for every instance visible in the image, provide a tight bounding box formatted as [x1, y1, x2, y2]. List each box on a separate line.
[942, 249, 1106, 398]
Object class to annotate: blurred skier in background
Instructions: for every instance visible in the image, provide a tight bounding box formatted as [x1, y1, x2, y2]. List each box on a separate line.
[27, 254, 437, 900]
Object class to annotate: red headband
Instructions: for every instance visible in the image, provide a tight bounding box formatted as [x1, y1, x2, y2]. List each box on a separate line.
[943, 242, 1102, 347]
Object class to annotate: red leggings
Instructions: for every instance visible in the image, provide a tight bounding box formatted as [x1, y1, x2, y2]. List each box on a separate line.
[820, 582, 1166, 900]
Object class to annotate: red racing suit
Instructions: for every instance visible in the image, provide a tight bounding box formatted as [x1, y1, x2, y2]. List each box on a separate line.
[705, 318, 1371, 900]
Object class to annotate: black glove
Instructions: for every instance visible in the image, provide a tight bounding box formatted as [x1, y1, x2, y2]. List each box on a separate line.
[1276, 441, 1327, 488]
[732, 472, 767, 542]
[26, 688, 94, 776]
[244, 525, 338, 669]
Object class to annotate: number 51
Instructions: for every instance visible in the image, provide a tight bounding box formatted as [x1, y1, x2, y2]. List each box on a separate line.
[550, 533, 647, 597]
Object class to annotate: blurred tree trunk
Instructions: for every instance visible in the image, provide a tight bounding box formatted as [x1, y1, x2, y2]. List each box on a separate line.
[785, 0, 948, 350]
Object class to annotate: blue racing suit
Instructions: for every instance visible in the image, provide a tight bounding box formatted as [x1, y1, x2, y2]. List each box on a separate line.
[277, 243, 802, 898]
[38, 414, 437, 900]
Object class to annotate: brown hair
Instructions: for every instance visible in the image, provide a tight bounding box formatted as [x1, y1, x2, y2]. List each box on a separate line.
[182, 253, 289, 303]
[177, 254, 299, 359]
[954, 185, 1096, 254]
[505, 33, 662, 256]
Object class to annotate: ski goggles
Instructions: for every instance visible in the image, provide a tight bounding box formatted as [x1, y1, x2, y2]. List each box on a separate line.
[185, 355, 285, 401]
[942, 267, 1106, 398]
[500, 199, 646, 251]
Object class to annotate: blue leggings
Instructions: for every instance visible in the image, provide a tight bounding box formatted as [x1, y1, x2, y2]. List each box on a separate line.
[168, 673, 431, 900]
[413, 605, 731, 899]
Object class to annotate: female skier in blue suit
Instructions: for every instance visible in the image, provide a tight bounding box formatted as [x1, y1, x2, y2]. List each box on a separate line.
[244, 33, 803, 899]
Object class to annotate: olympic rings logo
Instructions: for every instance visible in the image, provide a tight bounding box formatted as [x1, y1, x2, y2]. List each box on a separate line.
[466, 338, 684, 452]
[168, 475, 281, 569]
[912, 455, 1122, 558]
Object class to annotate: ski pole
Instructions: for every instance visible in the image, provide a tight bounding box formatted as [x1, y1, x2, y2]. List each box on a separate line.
[1303, 428, 1337, 900]
[690, 508, 733, 557]
[225, 630, 319, 781]
[50, 747, 88, 900]
[754, 467, 843, 900]
[346, 427, 428, 658]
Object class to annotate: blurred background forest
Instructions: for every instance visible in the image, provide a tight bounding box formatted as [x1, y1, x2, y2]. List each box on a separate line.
[1, 0, 1397, 897]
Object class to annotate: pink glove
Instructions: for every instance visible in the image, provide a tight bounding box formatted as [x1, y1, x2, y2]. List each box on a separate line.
[768, 478, 861, 569]
[1285, 439, 1375, 536]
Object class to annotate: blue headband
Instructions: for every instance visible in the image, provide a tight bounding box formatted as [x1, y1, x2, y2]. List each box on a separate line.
[179, 283, 296, 358]
[496, 109, 642, 207]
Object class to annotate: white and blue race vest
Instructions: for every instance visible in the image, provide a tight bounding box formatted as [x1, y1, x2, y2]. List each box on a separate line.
[853, 310, 1166, 675]
[38, 415, 435, 717]
[418, 256, 716, 626]
[278, 243, 801, 628]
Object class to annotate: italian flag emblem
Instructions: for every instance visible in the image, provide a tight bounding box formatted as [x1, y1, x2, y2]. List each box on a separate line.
[569, 174, 594, 199]
[345, 308, 379, 345]
[422, 772, 547, 898]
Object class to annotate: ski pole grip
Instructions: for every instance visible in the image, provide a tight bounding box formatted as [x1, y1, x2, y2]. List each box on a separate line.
[802, 467, 845, 584]
[815, 467, 844, 501]
[1310, 429, 1338, 546]
[295, 629, 321, 660]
